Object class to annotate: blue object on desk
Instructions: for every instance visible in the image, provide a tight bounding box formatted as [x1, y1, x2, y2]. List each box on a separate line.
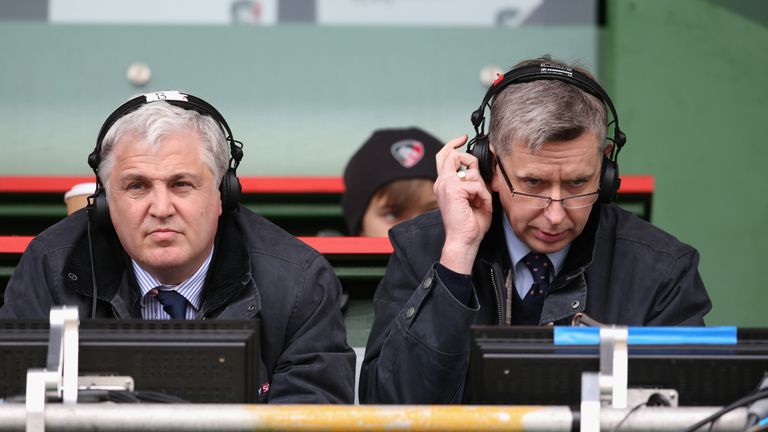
[554, 326, 737, 345]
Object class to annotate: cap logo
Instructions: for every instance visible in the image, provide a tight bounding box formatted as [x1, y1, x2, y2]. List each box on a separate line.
[390, 139, 425, 168]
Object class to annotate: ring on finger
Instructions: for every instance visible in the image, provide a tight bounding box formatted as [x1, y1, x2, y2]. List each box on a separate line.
[457, 169, 467, 180]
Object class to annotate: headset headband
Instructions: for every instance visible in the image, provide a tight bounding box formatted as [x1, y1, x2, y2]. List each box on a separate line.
[471, 63, 626, 156]
[89, 91, 243, 175]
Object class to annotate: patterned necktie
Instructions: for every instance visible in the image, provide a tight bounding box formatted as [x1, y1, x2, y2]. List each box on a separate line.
[517, 252, 553, 325]
[155, 289, 188, 320]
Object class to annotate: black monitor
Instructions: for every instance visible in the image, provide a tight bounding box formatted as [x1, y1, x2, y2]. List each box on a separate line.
[0, 319, 260, 403]
[468, 326, 768, 406]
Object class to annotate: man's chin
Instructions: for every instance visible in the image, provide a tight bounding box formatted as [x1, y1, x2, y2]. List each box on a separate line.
[525, 235, 571, 254]
[141, 250, 188, 271]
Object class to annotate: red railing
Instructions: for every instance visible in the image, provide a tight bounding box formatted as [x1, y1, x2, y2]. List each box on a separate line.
[0, 175, 653, 195]
[0, 235, 393, 256]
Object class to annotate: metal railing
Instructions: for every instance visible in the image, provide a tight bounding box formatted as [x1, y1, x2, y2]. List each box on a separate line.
[0, 404, 748, 432]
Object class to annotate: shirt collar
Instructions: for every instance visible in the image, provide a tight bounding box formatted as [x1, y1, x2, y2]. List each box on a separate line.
[502, 214, 569, 278]
[132, 247, 213, 311]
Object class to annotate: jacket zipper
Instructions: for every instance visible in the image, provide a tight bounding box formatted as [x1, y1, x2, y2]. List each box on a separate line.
[91, 295, 120, 319]
[489, 267, 502, 325]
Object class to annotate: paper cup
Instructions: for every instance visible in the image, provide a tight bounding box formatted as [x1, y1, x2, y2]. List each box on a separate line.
[64, 182, 97, 215]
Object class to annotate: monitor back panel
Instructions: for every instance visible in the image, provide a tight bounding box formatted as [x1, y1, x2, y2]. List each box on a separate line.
[0, 320, 260, 403]
[469, 326, 768, 406]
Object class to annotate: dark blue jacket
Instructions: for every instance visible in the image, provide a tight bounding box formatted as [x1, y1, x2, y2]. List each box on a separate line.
[359, 200, 711, 404]
[1, 208, 355, 404]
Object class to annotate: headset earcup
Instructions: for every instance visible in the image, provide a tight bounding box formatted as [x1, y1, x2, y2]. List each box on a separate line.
[87, 187, 111, 230]
[219, 168, 241, 212]
[467, 135, 494, 184]
[599, 156, 620, 203]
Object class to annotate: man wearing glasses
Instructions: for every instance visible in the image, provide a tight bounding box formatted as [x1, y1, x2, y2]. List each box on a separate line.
[359, 57, 711, 404]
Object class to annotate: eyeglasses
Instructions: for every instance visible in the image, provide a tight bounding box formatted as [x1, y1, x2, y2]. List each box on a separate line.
[496, 155, 600, 209]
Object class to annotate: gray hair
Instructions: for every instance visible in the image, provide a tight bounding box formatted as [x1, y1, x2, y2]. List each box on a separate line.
[98, 101, 230, 188]
[489, 57, 607, 157]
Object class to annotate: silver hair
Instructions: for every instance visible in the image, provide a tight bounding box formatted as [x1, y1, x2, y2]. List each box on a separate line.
[98, 101, 230, 189]
[489, 57, 608, 157]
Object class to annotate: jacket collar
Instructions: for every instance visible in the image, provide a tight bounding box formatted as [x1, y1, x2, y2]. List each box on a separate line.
[199, 210, 252, 316]
[65, 222, 131, 304]
[476, 194, 511, 270]
[552, 202, 600, 289]
[64, 209, 251, 318]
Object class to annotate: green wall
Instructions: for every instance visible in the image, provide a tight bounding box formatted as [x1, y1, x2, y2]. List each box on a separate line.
[603, 0, 768, 326]
[0, 23, 596, 175]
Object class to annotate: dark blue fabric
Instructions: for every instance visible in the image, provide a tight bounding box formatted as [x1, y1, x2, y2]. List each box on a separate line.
[511, 253, 552, 325]
[436, 263, 473, 306]
[155, 290, 187, 319]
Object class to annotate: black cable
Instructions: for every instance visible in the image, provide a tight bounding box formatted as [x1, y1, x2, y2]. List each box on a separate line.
[683, 389, 768, 432]
[107, 391, 141, 403]
[1, 389, 188, 404]
[610, 402, 647, 432]
[707, 415, 716, 432]
[99, 390, 189, 403]
[132, 390, 188, 403]
[609, 392, 672, 432]
[86, 218, 99, 319]
[745, 375, 768, 430]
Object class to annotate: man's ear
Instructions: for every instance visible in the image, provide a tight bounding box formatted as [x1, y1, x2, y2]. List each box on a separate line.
[488, 144, 500, 192]
[217, 189, 223, 217]
[604, 142, 615, 158]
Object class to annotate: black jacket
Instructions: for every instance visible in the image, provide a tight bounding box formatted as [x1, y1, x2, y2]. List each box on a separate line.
[359, 200, 711, 404]
[1, 208, 355, 404]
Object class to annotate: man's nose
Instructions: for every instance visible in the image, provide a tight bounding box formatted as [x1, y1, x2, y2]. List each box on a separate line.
[149, 187, 175, 218]
[543, 189, 567, 225]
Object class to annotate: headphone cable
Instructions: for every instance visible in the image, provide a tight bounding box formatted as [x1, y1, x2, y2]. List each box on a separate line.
[86, 217, 99, 319]
[682, 388, 768, 432]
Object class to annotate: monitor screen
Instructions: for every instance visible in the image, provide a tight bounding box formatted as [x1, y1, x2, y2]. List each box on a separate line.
[468, 326, 768, 406]
[0, 319, 260, 403]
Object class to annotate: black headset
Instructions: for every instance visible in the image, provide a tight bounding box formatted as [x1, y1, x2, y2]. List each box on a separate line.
[467, 62, 627, 204]
[87, 91, 243, 230]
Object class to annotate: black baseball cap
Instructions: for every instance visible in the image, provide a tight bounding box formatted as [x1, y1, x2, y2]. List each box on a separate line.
[342, 127, 443, 235]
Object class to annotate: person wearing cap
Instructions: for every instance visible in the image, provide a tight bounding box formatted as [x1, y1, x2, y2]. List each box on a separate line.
[342, 127, 443, 237]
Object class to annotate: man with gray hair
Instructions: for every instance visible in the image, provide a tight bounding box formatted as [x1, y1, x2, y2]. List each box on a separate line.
[1, 91, 355, 403]
[359, 57, 711, 403]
